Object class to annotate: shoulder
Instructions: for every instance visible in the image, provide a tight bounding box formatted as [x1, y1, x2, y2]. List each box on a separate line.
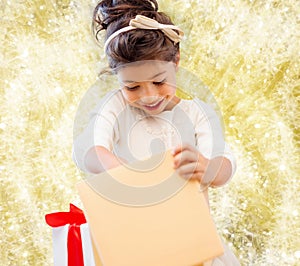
[177, 98, 217, 120]
[91, 89, 128, 116]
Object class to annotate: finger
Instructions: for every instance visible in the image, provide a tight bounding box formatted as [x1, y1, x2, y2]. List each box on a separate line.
[176, 162, 201, 175]
[178, 170, 203, 181]
[173, 150, 199, 168]
[172, 143, 195, 156]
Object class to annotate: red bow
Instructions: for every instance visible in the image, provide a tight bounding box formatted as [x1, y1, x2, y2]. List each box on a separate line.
[45, 204, 87, 266]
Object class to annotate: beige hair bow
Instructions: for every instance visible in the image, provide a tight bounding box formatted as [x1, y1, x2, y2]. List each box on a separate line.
[104, 15, 184, 51]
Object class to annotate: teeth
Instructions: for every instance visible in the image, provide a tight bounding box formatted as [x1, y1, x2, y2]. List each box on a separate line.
[146, 99, 162, 107]
[147, 102, 159, 107]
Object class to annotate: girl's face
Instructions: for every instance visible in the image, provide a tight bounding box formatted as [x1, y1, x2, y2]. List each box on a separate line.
[117, 60, 180, 115]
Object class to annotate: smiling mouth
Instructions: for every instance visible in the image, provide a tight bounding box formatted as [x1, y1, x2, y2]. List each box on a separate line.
[142, 99, 164, 110]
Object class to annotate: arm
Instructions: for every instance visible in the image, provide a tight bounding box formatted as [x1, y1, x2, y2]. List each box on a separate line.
[73, 90, 126, 173]
[172, 100, 236, 188]
[172, 144, 232, 188]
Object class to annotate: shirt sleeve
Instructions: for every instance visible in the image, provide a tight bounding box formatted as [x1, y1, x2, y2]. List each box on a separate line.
[72, 90, 121, 172]
[193, 99, 237, 180]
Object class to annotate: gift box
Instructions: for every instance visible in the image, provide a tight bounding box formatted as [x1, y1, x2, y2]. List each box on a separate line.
[76, 152, 223, 266]
[45, 204, 101, 266]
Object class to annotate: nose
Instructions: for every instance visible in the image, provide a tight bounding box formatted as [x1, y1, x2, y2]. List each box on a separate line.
[141, 95, 161, 104]
[143, 82, 157, 96]
[140, 83, 160, 104]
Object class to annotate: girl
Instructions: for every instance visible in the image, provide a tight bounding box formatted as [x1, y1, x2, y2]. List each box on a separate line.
[73, 0, 240, 265]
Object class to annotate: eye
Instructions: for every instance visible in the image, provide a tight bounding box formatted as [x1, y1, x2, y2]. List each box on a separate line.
[125, 85, 139, 91]
[153, 79, 166, 86]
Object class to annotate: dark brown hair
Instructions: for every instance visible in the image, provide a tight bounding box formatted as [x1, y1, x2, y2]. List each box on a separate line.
[93, 0, 180, 69]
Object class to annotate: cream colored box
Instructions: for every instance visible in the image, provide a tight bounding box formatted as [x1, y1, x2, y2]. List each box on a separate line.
[77, 151, 224, 266]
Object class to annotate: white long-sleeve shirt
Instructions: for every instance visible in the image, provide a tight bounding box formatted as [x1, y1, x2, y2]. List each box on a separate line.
[73, 89, 236, 178]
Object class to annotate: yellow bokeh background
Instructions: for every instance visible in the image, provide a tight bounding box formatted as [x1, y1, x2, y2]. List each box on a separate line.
[1, 0, 299, 265]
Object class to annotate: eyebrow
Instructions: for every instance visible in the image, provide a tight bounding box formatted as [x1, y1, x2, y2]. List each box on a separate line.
[122, 71, 166, 83]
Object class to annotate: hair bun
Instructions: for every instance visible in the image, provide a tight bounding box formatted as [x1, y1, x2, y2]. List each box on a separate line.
[94, 0, 158, 31]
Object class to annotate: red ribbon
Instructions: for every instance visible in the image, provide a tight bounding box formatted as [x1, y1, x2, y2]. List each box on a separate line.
[45, 204, 87, 266]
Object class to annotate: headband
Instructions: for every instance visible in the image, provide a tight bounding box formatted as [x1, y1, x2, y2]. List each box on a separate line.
[104, 15, 184, 52]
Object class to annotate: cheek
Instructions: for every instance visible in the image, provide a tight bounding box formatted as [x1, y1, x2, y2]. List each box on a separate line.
[159, 85, 176, 97]
[121, 89, 140, 103]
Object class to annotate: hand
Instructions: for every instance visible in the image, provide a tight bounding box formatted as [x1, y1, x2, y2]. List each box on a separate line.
[172, 143, 210, 185]
[172, 144, 233, 188]
[85, 146, 127, 174]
